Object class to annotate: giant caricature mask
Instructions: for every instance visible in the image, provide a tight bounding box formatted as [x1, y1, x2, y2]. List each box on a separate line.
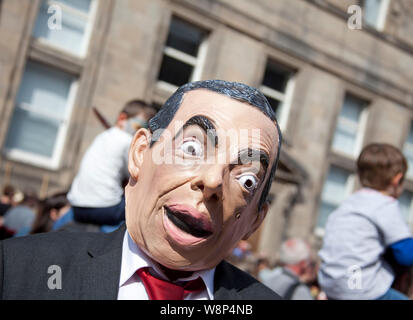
[125, 82, 280, 273]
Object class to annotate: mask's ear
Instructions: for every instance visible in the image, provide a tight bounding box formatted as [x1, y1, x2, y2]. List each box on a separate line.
[242, 202, 269, 240]
[128, 128, 151, 181]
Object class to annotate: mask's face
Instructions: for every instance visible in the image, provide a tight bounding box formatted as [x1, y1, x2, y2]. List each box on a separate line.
[125, 89, 279, 271]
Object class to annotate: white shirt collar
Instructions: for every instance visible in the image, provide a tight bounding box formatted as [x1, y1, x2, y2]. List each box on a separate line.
[119, 230, 215, 300]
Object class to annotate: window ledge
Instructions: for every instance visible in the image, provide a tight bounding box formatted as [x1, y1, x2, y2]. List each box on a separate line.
[154, 81, 178, 100]
[29, 38, 84, 75]
[328, 151, 357, 172]
[3, 149, 60, 171]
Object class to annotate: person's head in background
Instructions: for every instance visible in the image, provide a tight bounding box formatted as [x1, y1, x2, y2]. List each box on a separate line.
[357, 143, 407, 199]
[116, 99, 157, 136]
[1, 185, 15, 205]
[256, 256, 271, 273]
[279, 238, 313, 282]
[20, 189, 38, 209]
[31, 192, 70, 234]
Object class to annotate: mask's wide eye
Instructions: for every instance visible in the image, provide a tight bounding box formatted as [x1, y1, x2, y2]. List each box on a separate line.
[237, 175, 258, 192]
[181, 139, 203, 157]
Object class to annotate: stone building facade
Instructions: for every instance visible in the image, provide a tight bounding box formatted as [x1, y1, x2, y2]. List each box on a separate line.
[1, 0, 413, 262]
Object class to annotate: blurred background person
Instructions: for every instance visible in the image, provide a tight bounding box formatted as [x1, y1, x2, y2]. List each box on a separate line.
[226, 240, 259, 276]
[2, 189, 38, 238]
[66, 100, 156, 231]
[256, 256, 272, 277]
[259, 238, 314, 300]
[30, 192, 70, 234]
[304, 260, 328, 300]
[0, 185, 15, 217]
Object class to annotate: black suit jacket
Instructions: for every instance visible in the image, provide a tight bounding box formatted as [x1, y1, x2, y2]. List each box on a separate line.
[0, 224, 281, 300]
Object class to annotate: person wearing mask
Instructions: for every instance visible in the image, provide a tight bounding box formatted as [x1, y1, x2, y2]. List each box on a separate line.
[0, 80, 282, 300]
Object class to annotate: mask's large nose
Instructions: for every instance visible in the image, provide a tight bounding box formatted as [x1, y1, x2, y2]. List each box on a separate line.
[192, 164, 224, 203]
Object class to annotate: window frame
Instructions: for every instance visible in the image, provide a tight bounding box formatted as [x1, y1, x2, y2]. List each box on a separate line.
[259, 62, 295, 132]
[398, 190, 413, 232]
[362, 0, 390, 31]
[314, 166, 355, 238]
[3, 71, 78, 170]
[157, 16, 209, 93]
[331, 93, 369, 159]
[33, 0, 98, 58]
[403, 121, 413, 179]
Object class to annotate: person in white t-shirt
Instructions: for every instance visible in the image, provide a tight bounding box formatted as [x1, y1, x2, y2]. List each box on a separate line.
[318, 143, 413, 300]
[67, 100, 156, 227]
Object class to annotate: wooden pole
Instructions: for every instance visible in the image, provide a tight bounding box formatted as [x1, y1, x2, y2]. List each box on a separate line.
[39, 173, 49, 199]
[3, 161, 12, 187]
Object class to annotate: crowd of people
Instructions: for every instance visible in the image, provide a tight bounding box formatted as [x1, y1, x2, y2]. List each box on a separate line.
[0, 186, 63, 238]
[226, 238, 327, 300]
[1, 80, 413, 300]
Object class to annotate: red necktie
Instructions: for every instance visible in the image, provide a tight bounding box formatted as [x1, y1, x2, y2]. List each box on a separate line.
[137, 267, 206, 300]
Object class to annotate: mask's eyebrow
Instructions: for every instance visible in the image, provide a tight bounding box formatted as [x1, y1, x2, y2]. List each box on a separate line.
[173, 115, 218, 147]
[230, 148, 270, 176]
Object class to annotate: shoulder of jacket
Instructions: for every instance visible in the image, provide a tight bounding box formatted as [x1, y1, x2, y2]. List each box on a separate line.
[215, 260, 283, 300]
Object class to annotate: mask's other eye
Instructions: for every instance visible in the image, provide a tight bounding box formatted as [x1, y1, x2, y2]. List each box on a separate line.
[181, 138, 203, 157]
[237, 174, 258, 192]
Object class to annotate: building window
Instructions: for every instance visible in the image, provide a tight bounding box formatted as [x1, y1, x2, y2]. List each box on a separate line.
[361, 0, 390, 30]
[331, 93, 368, 158]
[259, 61, 295, 130]
[157, 17, 208, 91]
[3, 61, 77, 169]
[32, 0, 97, 56]
[403, 122, 413, 179]
[399, 191, 413, 231]
[315, 166, 354, 236]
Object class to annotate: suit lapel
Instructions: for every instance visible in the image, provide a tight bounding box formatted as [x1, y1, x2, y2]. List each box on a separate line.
[213, 260, 241, 299]
[75, 224, 126, 299]
[214, 260, 282, 300]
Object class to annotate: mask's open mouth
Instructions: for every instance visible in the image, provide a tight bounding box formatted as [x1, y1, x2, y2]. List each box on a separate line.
[164, 206, 213, 238]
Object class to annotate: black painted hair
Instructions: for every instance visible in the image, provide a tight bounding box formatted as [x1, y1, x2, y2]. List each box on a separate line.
[148, 80, 282, 211]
